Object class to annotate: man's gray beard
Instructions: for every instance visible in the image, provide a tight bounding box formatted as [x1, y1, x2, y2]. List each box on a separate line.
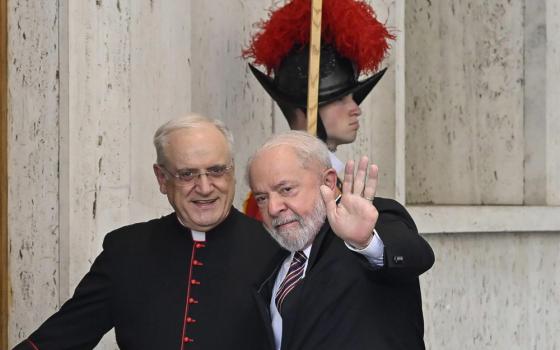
[264, 197, 326, 252]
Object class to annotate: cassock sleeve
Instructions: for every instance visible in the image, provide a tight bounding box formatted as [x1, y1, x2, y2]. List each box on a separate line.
[12, 234, 116, 350]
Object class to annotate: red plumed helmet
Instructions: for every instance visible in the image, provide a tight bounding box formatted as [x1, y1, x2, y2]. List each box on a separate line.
[244, 0, 395, 74]
[242, 0, 396, 221]
[243, 0, 395, 112]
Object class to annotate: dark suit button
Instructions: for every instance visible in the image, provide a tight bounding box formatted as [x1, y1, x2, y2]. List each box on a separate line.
[393, 255, 404, 264]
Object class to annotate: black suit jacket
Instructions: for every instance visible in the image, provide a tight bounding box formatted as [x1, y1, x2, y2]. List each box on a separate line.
[13, 208, 283, 350]
[254, 197, 435, 350]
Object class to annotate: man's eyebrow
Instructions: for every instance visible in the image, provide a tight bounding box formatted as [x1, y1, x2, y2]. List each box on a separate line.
[272, 180, 296, 190]
[176, 164, 226, 171]
[252, 180, 295, 195]
[175, 167, 197, 172]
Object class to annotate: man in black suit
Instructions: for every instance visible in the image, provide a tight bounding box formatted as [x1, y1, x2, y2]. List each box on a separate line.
[248, 131, 435, 350]
[13, 114, 281, 350]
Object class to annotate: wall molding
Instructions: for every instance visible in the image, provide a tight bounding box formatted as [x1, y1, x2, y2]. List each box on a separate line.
[1, 0, 9, 346]
[410, 205, 560, 235]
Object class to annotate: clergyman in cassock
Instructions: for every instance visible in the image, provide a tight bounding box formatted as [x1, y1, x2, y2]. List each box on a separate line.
[13, 114, 282, 350]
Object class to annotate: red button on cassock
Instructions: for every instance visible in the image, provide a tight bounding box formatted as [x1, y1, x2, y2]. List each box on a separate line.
[191, 279, 200, 285]
[184, 336, 194, 343]
[193, 260, 203, 266]
[195, 243, 206, 249]
[187, 317, 196, 323]
[188, 297, 198, 304]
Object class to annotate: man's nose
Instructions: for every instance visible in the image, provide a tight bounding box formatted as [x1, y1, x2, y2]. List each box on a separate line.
[349, 98, 361, 116]
[194, 174, 213, 194]
[267, 193, 286, 217]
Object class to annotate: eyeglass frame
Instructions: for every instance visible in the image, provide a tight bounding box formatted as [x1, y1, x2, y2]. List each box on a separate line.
[157, 161, 234, 185]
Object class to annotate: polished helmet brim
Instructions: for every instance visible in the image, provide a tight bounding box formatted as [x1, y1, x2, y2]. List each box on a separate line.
[249, 64, 387, 108]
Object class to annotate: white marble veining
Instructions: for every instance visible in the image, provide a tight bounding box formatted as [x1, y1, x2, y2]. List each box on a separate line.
[422, 232, 560, 350]
[405, 0, 524, 205]
[8, 0, 60, 342]
[547, 0, 560, 205]
[523, 0, 547, 205]
[128, 0, 192, 223]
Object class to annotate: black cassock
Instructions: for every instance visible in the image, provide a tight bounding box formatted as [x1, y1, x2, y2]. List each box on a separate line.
[14, 208, 282, 350]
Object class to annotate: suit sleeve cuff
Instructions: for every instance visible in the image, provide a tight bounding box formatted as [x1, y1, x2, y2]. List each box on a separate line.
[345, 229, 385, 267]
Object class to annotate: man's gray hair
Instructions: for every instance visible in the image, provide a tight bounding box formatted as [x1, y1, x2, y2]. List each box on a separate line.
[153, 113, 234, 165]
[246, 130, 332, 184]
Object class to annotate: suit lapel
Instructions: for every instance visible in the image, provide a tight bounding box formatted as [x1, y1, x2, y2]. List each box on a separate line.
[306, 194, 341, 271]
[252, 289, 276, 350]
[253, 250, 289, 350]
[306, 221, 331, 271]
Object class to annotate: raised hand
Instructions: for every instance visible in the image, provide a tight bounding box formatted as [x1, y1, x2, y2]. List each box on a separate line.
[320, 156, 379, 249]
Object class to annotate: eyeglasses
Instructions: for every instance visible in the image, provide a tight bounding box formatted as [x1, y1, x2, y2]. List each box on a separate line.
[159, 163, 234, 185]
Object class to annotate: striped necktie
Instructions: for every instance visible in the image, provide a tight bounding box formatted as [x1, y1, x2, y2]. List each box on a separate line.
[275, 251, 307, 314]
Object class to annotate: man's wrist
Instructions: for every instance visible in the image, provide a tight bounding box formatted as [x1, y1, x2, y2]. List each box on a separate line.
[345, 230, 385, 267]
[347, 234, 374, 250]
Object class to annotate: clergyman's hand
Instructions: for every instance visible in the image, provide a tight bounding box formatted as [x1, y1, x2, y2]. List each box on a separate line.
[320, 156, 379, 249]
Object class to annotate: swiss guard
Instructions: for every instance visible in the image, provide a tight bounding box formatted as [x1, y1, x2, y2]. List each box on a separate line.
[242, 0, 396, 220]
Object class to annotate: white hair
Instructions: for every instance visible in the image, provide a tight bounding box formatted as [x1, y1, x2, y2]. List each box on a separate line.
[246, 130, 332, 185]
[153, 113, 234, 166]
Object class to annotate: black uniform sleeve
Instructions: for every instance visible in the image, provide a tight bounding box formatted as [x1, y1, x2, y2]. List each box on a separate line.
[12, 234, 116, 350]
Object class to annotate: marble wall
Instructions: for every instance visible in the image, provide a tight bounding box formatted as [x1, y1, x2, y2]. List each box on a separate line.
[405, 0, 525, 205]
[422, 231, 560, 350]
[7, 0, 560, 349]
[547, 0, 560, 206]
[8, 0, 191, 347]
[8, 0, 60, 340]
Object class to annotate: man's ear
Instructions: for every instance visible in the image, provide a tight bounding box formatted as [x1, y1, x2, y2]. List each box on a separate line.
[153, 164, 168, 195]
[322, 168, 338, 190]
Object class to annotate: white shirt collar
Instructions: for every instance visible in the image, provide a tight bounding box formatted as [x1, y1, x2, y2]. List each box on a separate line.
[176, 214, 206, 241]
[329, 151, 345, 174]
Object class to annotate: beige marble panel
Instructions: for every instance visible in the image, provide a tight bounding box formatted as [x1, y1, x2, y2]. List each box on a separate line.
[405, 0, 524, 205]
[7, 0, 60, 345]
[191, 0, 276, 209]
[422, 232, 560, 349]
[523, 0, 547, 205]
[547, 0, 560, 205]
[64, 0, 132, 294]
[128, 0, 191, 223]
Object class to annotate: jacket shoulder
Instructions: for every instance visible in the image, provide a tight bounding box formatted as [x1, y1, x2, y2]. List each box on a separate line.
[102, 213, 176, 250]
[373, 197, 416, 231]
